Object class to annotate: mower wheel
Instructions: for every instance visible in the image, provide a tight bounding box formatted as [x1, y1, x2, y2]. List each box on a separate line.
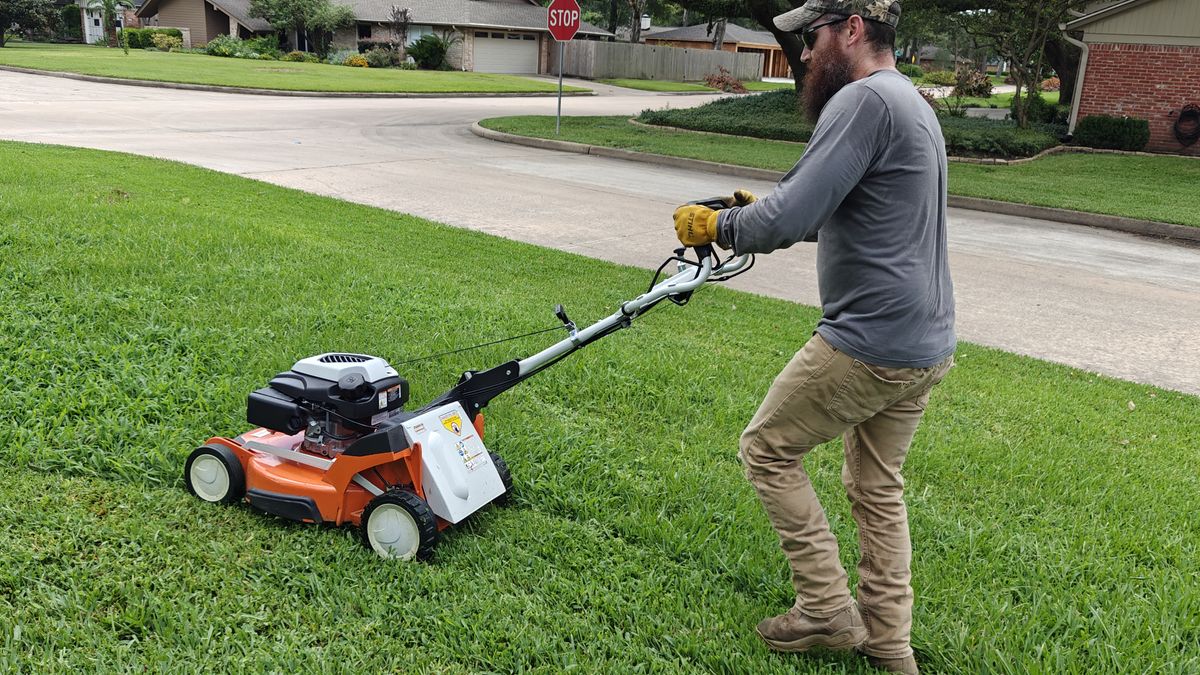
[361, 489, 439, 561]
[490, 452, 513, 506]
[184, 444, 246, 505]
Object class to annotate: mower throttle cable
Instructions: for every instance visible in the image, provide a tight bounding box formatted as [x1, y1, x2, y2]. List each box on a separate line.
[391, 325, 568, 367]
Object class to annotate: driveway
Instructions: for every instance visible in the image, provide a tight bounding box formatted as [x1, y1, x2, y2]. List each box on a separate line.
[2, 71, 1197, 395]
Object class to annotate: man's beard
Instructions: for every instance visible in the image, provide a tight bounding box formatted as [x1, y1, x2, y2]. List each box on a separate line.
[802, 50, 855, 123]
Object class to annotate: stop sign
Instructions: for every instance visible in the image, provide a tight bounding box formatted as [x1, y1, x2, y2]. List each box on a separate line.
[547, 0, 581, 41]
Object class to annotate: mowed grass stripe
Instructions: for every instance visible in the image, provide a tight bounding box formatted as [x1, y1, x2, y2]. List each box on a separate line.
[0, 141, 1197, 672]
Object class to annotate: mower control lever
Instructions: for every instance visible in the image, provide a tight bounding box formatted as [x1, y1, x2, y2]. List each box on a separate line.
[554, 304, 578, 337]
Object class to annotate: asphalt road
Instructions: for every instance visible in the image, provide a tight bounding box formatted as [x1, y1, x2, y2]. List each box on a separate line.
[2, 71, 1197, 395]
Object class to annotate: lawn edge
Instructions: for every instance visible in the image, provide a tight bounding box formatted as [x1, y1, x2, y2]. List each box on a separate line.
[471, 121, 1200, 246]
[0, 64, 595, 97]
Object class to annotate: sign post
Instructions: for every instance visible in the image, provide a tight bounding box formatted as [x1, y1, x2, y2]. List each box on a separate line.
[547, 0, 580, 135]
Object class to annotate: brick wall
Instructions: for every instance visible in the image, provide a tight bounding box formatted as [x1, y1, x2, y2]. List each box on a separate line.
[1078, 42, 1200, 156]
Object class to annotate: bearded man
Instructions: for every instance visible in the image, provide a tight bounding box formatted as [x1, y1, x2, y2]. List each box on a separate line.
[670, 2, 956, 673]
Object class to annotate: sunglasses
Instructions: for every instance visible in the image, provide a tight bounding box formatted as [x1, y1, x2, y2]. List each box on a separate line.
[800, 16, 850, 50]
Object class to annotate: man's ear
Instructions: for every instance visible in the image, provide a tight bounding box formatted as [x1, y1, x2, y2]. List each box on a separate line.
[845, 14, 866, 47]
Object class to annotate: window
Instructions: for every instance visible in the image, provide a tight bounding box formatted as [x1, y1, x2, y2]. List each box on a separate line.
[357, 23, 371, 40]
[522, 34, 534, 40]
[475, 31, 488, 38]
[94, 18, 100, 26]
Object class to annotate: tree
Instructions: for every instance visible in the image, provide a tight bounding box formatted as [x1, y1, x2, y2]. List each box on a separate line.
[905, 0, 1086, 125]
[387, 5, 412, 53]
[249, 0, 353, 57]
[1, 0, 57, 48]
[86, 0, 134, 47]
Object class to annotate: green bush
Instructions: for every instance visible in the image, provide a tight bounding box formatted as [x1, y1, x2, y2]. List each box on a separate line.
[897, 63, 923, 79]
[940, 117, 1062, 158]
[407, 33, 449, 69]
[364, 46, 403, 68]
[204, 34, 280, 59]
[1072, 115, 1151, 151]
[638, 89, 813, 142]
[924, 70, 957, 86]
[1010, 90, 1067, 125]
[59, 5, 83, 39]
[124, 27, 183, 49]
[151, 32, 182, 52]
[282, 50, 319, 63]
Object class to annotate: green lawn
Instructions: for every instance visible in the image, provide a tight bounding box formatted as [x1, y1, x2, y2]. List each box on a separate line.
[481, 115, 1200, 227]
[0, 41, 587, 93]
[2, 141, 1198, 672]
[600, 78, 716, 92]
[599, 79, 793, 93]
[941, 90, 1061, 109]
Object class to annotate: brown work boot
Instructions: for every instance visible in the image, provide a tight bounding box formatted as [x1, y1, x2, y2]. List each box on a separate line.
[755, 603, 867, 652]
[864, 653, 919, 674]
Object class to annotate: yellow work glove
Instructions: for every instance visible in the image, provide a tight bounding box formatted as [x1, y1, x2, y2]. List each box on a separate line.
[728, 189, 757, 207]
[673, 204, 720, 247]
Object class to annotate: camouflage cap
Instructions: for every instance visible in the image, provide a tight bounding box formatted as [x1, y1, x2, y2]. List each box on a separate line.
[773, 0, 901, 33]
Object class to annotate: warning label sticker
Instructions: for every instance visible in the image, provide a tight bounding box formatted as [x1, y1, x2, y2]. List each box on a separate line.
[456, 440, 487, 472]
[440, 411, 464, 436]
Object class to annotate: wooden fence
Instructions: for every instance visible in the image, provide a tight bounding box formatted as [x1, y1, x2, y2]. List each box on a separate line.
[549, 40, 762, 82]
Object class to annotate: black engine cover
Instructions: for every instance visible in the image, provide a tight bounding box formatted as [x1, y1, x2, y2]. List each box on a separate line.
[246, 369, 409, 434]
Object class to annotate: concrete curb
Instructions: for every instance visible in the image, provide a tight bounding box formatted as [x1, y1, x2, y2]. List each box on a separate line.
[0, 65, 596, 98]
[471, 123, 1200, 246]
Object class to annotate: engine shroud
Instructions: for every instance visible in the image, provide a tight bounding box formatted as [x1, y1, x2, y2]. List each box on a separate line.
[247, 353, 409, 435]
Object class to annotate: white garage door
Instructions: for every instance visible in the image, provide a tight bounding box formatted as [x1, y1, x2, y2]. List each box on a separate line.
[473, 31, 539, 73]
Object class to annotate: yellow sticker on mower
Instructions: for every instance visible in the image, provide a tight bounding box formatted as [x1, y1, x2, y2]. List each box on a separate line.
[440, 411, 463, 436]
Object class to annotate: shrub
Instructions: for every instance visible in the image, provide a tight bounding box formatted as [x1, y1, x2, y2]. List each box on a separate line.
[897, 63, 923, 79]
[364, 46, 403, 68]
[952, 70, 993, 98]
[205, 34, 242, 57]
[939, 117, 1062, 158]
[924, 70, 957, 86]
[243, 34, 281, 58]
[124, 27, 183, 49]
[151, 33, 183, 52]
[345, 54, 369, 67]
[59, 4, 83, 39]
[1011, 91, 1067, 125]
[204, 34, 280, 59]
[325, 49, 358, 65]
[639, 89, 813, 142]
[407, 33, 448, 69]
[704, 66, 747, 94]
[282, 50, 307, 62]
[1041, 76, 1061, 91]
[1072, 115, 1151, 151]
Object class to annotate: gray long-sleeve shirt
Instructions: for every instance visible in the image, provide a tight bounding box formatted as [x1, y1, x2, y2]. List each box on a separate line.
[718, 69, 956, 368]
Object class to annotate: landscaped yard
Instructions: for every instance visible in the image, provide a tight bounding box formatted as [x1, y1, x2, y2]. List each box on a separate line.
[0, 41, 588, 93]
[939, 90, 1061, 109]
[479, 115, 1200, 227]
[1, 140, 1197, 672]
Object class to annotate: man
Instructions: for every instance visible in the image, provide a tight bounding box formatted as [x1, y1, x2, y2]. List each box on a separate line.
[671, 1, 955, 673]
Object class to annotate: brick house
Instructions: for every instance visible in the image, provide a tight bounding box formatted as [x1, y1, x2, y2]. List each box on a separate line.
[1063, 0, 1200, 155]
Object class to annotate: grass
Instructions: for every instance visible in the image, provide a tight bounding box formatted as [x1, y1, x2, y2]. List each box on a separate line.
[940, 90, 1061, 109]
[480, 115, 1200, 227]
[0, 41, 588, 93]
[600, 78, 716, 92]
[2, 140, 1199, 672]
[599, 79, 793, 93]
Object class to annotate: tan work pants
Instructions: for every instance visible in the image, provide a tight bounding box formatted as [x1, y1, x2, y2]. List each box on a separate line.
[739, 332, 953, 659]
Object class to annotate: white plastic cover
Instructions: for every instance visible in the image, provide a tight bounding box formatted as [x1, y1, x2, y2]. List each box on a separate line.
[400, 402, 506, 523]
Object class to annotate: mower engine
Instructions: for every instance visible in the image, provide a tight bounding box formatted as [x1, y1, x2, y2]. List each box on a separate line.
[246, 353, 409, 457]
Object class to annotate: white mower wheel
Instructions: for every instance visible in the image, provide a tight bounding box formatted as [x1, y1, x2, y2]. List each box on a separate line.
[184, 445, 246, 505]
[360, 490, 439, 561]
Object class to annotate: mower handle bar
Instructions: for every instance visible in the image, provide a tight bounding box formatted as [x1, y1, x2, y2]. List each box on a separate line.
[516, 250, 750, 377]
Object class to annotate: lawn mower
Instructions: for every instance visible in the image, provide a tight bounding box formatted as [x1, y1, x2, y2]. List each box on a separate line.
[184, 205, 752, 561]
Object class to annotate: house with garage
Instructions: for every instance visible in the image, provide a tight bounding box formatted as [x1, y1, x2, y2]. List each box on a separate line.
[1063, 0, 1200, 155]
[335, 0, 610, 73]
[135, 0, 611, 73]
[642, 23, 791, 79]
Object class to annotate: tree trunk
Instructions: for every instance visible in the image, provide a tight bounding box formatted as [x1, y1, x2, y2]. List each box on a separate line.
[1043, 33, 1080, 107]
[711, 18, 726, 50]
[607, 0, 619, 37]
[747, 2, 805, 91]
